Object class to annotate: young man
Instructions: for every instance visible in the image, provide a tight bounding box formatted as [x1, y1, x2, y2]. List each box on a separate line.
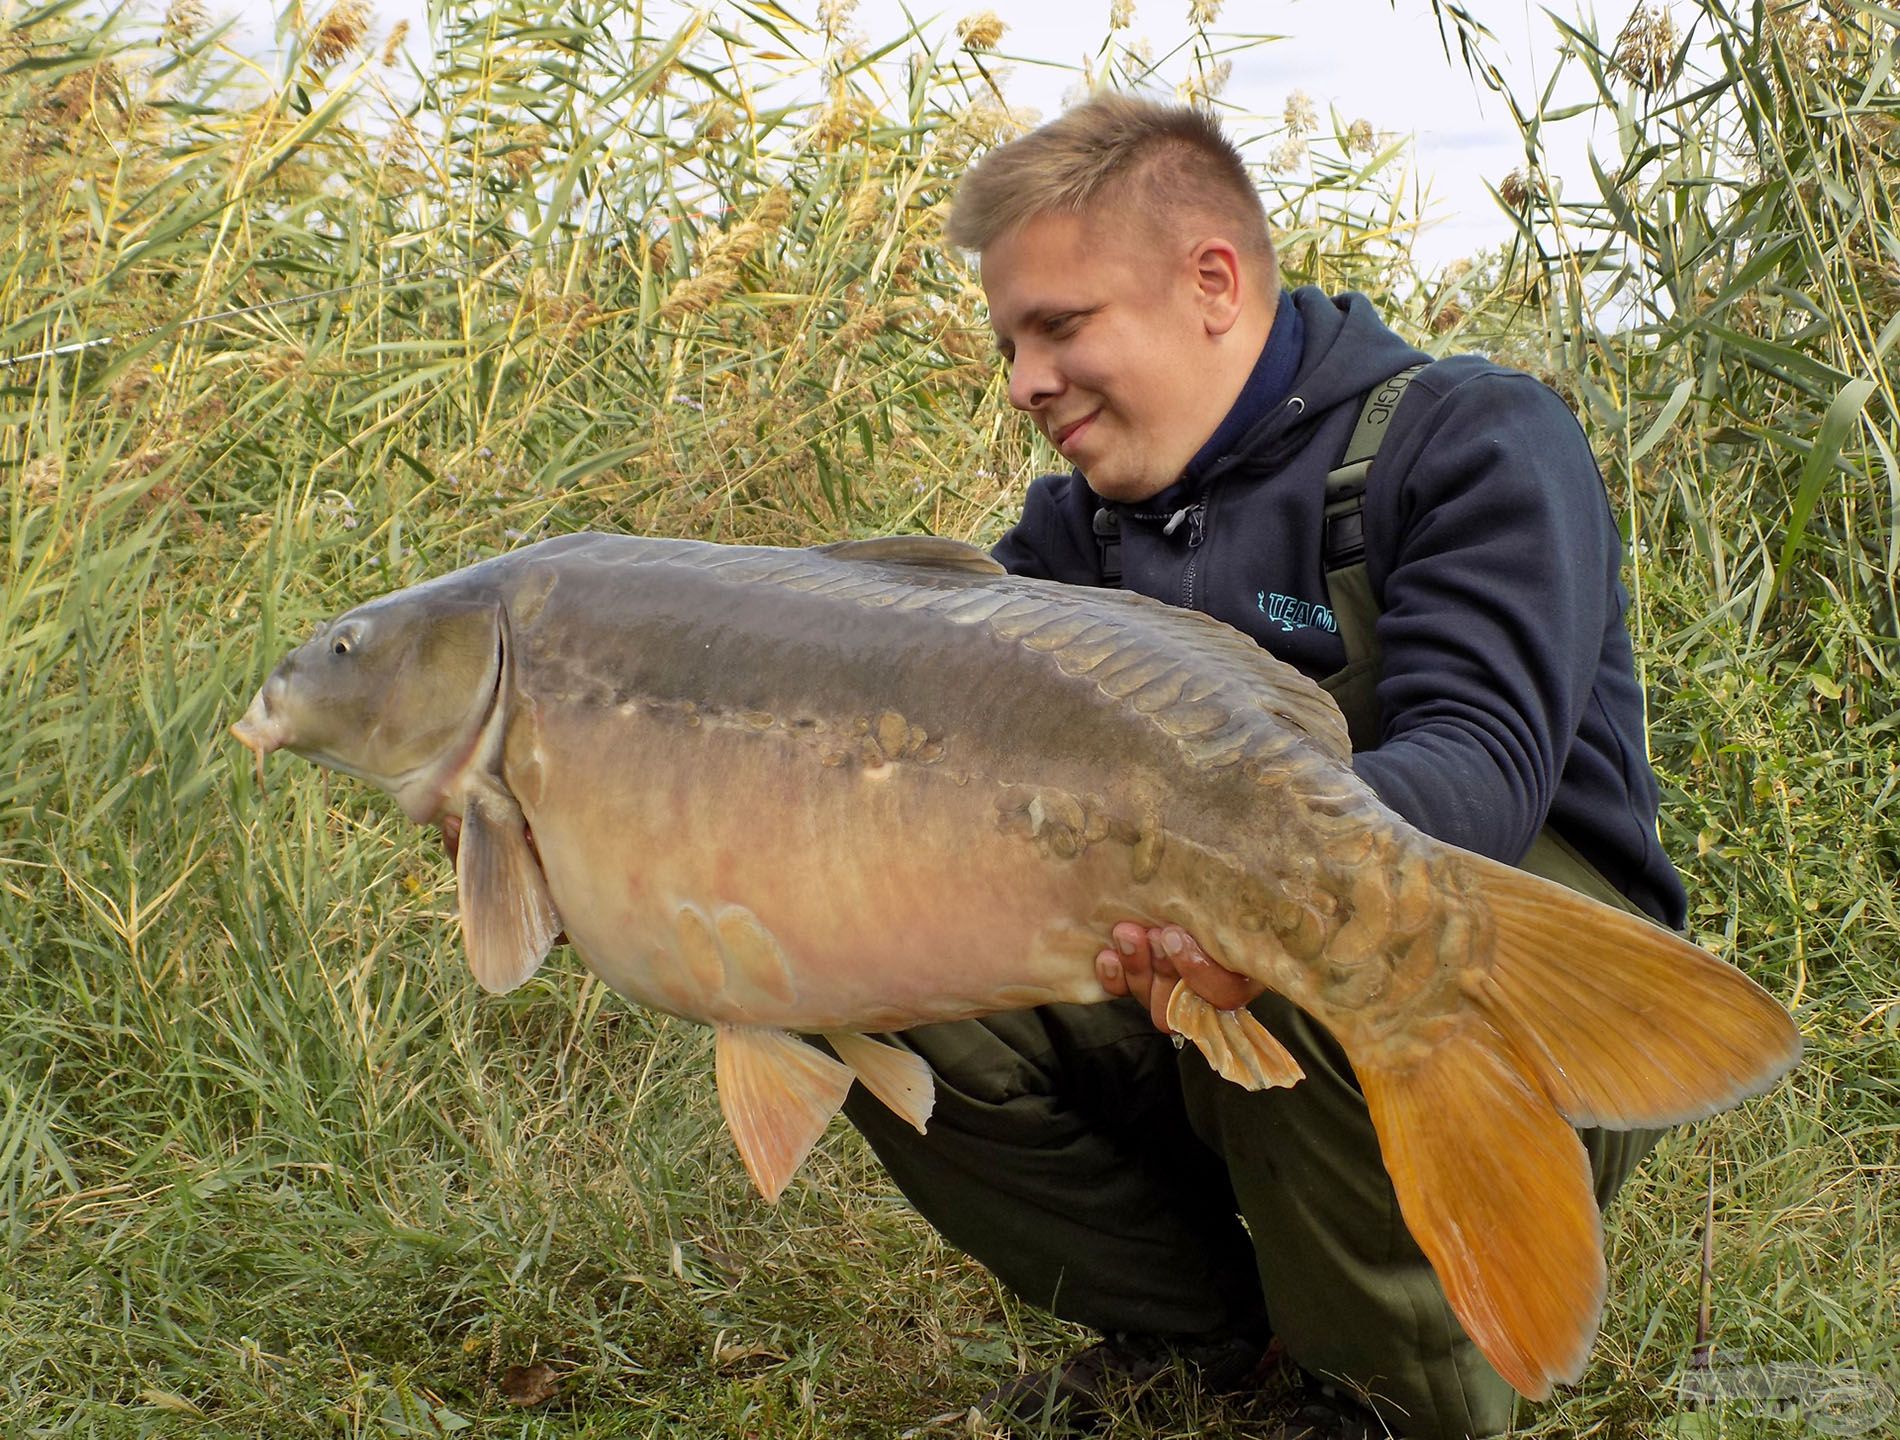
[840, 95, 1685, 1439]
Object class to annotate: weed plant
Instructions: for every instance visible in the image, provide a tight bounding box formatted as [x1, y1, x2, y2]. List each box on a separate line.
[0, 0, 1893, 1435]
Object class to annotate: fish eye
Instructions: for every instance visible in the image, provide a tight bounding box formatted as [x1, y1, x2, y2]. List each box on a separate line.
[327, 621, 363, 657]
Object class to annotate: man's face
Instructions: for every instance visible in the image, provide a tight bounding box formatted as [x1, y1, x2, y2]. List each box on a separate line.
[982, 209, 1237, 504]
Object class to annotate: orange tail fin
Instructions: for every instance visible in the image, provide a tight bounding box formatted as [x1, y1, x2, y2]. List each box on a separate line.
[1460, 853, 1802, 1131]
[1357, 1027, 1602, 1400]
[1353, 852, 1801, 1400]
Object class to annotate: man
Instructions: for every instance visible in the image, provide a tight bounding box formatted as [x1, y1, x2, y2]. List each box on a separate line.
[839, 95, 1685, 1438]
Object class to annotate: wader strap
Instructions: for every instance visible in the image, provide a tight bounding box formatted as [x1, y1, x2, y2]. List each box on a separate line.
[1320, 365, 1424, 752]
[1323, 364, 1426, 580]
[1093, 507, 1122, 586]
[1315, 365, 1647, 918]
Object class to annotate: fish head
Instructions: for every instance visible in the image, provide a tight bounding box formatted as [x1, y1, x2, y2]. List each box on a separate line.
[230, 587, 505, 823]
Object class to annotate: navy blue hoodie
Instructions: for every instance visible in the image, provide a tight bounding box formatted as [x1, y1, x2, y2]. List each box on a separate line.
[992, 286, 1688, 928]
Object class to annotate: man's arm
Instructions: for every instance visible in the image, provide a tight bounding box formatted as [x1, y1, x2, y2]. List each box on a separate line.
[1351, 370, 1618, 862]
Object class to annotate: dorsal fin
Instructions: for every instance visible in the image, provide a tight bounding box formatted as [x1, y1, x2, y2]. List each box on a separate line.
[817, 535, 1005, 576]
[812, 538, 1345, 758]
[969, 584, 1355, 764]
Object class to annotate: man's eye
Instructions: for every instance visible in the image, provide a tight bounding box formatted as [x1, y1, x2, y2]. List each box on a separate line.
[1044, 313, 1076, 335]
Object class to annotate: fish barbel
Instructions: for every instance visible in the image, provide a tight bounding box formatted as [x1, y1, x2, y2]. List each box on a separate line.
[230, 531, 1800, 1399]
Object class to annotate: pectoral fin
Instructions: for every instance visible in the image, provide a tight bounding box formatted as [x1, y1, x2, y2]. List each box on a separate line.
[1167, 983, 1306, 1090]
[715, 1026, 856, 1202]
[456, 791, 560, 994]
[827, 1032, 935, 1134]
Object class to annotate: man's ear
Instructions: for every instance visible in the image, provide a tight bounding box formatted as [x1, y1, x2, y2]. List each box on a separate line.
[1190, 237, 1246, 336]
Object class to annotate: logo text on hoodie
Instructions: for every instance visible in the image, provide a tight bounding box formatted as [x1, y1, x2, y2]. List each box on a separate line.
[1258, 591, 1338, 635]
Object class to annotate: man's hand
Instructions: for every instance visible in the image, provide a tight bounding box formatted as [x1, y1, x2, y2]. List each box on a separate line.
[1095, 922, 1264, 1034]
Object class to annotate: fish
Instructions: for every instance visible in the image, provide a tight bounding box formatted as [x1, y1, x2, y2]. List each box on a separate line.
[229, 531, 1801, 1400]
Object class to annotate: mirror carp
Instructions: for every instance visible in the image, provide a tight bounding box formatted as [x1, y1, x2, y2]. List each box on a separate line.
[231, 531, 1801, 1399]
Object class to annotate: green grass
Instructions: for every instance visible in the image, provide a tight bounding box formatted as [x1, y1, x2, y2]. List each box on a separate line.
[1, 0, 1895, 1435]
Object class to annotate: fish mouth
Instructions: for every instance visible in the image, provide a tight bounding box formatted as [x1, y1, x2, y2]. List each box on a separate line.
[229, 688, 283, 793]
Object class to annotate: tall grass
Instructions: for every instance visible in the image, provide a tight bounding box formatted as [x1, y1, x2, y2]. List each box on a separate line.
[0, 0, 1893, 1435]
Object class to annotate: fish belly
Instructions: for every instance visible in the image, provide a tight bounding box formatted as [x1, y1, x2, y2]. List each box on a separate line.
[514, 705, 1140, 1032]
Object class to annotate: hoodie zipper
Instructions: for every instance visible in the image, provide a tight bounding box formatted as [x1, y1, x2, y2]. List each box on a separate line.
[1162, 498, 1212, 609]
[1175, 395, 1310, 608]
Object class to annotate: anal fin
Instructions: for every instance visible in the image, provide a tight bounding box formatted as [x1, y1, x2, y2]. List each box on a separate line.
[826, 1032, 935, 1134]
[457, 790, 560, 994]
[1167, 983, 1306, 1090]
[715, 1026, 855, 1202]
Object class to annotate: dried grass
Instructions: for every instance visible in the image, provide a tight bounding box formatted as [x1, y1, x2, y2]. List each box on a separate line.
[308, 0, 373, 68]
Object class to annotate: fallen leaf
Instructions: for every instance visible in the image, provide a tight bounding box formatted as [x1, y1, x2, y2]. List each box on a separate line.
[713, 1336, 786, 1371]
[499, 1362, 559, 1407]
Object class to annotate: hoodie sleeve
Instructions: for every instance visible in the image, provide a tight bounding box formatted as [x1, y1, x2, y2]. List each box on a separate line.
[1350, 371, 1619, 864]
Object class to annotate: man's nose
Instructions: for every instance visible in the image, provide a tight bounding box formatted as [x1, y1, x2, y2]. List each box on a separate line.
[1006, 350, 1061, 412]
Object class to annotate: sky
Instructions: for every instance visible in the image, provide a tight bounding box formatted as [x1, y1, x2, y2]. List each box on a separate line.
[221, 0, 1670, 269]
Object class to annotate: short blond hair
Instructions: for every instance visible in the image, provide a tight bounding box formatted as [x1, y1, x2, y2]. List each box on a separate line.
[946, 93, 1275, 279]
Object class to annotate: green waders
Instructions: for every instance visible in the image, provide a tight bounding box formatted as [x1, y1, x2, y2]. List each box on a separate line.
[842, 373, 1666, 1439]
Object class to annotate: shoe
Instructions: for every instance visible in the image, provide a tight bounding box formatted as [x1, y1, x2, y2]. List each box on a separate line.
[1256, 1374, 1394, 1439]
[977, 1325, 1276, 1433]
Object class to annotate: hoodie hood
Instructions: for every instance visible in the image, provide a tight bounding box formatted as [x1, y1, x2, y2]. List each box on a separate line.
[1283, 286, 1433, 419]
